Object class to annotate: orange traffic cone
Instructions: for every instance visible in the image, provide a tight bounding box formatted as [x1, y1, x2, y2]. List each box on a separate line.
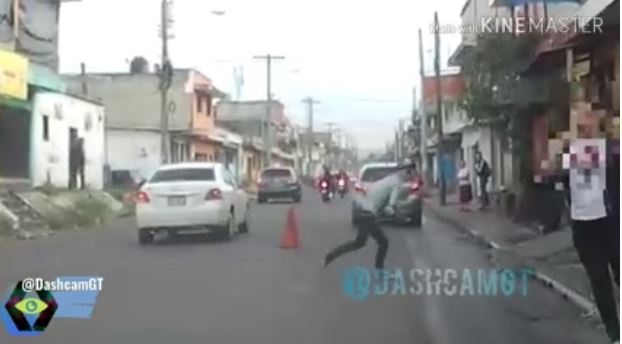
[279, 207, 300, 249]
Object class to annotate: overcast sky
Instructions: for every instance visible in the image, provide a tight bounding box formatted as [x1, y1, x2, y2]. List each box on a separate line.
[59, 0, 463, 152]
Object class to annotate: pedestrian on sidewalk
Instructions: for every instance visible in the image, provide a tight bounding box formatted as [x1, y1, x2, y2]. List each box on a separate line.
[474, 152, 491, 210]
[457, 159, 472, 211]
[323, 163, 416, 276]
[558, 136, 619, 344]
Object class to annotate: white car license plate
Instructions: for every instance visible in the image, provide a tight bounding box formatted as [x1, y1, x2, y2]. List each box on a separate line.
[168, 196, 186, 206]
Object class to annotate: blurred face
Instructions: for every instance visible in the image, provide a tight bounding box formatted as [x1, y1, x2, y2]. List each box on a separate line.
[475, 153, 482, 162]
[460, 161, 466, 168]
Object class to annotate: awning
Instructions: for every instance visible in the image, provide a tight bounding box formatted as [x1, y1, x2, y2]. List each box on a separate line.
[0, 95, 31, 111]
[28, 63, 67, 93]
[522, 0, 618, 73]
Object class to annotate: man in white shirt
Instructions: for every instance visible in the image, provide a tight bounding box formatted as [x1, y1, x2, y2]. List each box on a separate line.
[559, 137, 619, 343]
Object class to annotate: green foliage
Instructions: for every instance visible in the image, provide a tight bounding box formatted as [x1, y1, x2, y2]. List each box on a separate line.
[65, 195, 111, 227]
[460, 32, 542, 137]
[34, 183, 62, 196]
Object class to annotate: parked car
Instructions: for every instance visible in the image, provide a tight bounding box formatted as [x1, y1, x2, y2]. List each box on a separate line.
[257, 167, 302, 203]
[135, 162, 250, 244]
[351, 162, 423, 227]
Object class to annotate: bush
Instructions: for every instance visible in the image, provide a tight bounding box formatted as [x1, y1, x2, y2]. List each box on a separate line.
[0, 215, 12, 236]
[46, 211, 74, 230]
[33, 183, 62, 197]
[65, 195, 111, 227]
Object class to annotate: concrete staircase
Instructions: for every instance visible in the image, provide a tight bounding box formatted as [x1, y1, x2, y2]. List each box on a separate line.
[0, 189, 52, 240]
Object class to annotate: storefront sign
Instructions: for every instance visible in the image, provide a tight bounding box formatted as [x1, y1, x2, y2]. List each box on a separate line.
[0, 50, 28, 100]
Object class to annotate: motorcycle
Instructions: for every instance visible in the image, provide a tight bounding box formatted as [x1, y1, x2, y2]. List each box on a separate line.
[319, 179, 332, 202]
[337, 178, 347, 198]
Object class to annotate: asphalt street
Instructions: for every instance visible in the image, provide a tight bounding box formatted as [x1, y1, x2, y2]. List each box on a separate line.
[0, 187, 610, 344]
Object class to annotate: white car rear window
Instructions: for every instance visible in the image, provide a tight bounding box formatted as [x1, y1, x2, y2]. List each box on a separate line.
[149, 168, 215, 183]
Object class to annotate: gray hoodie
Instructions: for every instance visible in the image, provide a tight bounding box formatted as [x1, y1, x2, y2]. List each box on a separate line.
[353, 173, 404, 218]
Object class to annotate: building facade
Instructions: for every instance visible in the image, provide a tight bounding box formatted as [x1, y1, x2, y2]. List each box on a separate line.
[30, 92, 105, 189]
[64, 69, 240, 183]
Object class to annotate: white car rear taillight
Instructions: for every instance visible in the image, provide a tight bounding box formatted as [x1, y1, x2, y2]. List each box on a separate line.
[205, 188, 223, 201]
[135, 191, 151, 203]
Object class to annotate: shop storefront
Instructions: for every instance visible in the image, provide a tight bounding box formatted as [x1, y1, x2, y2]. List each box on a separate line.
[0, 49, 30, 181]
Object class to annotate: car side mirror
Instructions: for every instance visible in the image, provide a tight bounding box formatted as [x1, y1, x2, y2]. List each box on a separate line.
[137, 179, 147, 188]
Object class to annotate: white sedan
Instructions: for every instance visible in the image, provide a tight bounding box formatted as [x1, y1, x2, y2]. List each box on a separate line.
[135, 162, 250, 244]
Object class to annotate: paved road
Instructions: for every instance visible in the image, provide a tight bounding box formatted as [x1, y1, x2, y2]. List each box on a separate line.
[0, 187, 609, 343]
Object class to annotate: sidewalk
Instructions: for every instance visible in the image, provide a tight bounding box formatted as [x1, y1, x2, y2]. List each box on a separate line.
[424, 192, 598, 318]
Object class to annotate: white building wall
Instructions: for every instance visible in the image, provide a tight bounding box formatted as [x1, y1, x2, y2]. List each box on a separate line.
[31, 92, 105, 189]
[107, 129, 161, 182]
[442, 103, 468, 135]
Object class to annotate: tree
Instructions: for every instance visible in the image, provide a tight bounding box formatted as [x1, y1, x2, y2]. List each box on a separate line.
[130, 56, 149, 74]
[460, 32, 540, 136]
[460, 32, 543, 222]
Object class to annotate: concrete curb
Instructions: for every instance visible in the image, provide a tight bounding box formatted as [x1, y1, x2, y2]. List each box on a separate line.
[424, 202, 503, 250]
[423, 199, 597, 317]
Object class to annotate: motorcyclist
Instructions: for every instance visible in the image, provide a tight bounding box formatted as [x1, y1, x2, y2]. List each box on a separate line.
[319, 165, 333, 191]
[337, 169, 349, 192]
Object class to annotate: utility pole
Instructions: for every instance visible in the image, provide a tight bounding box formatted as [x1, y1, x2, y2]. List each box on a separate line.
[434, 12, 446, 205]
[159, 0, 173, 164]
[302, 97, 320, 176]
[418, 28, 429, 186]
[324, 122, 338, 168]
[253, 54, 285, 168]
[398, 118, 406, 161]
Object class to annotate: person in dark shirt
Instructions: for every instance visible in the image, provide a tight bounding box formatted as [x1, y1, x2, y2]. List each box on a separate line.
[474, 152, 491, 210]
[69, 137, 86, 190]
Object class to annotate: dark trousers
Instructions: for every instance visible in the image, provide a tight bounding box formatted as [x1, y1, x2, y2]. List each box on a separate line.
[68, 165, 86, 190]
[324, 217, 389, 269]
[572, 216, 620, 341]
[479, 178, 489, 207]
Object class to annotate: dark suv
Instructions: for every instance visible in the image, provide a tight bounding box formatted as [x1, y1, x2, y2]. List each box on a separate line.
[351, 162, 423, 227]
[257, 167, 302, 203]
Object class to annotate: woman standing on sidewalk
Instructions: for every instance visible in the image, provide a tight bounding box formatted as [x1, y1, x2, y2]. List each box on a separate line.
[457, 160, 472, 211]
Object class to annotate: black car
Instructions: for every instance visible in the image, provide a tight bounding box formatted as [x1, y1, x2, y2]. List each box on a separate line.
[257, 167, 302, 203]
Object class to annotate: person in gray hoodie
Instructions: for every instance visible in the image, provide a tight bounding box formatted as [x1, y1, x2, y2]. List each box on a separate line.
[323, 163, 416, 272]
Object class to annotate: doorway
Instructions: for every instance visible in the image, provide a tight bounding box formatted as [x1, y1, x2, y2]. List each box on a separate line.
[0, 106, 31, 179]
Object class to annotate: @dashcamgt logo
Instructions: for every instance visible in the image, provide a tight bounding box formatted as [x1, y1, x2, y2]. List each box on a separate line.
[3, 281, 57, 335]
[1, 276, 103, 336]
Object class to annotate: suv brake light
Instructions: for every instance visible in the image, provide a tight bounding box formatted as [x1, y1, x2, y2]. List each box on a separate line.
[354, 183, 366, 195]
[205, 188, 223, 201]
[135, 191, 150, 203]
[410, 179, 423, 194]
